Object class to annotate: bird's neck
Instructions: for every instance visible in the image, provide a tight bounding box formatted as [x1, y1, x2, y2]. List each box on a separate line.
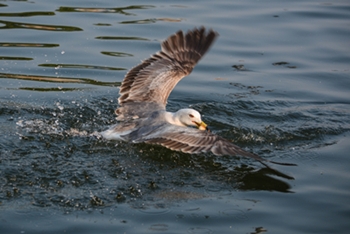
[164, 111, 186, 127]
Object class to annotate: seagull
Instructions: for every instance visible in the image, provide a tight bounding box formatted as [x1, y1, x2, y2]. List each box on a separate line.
[101, 27, 295, 167]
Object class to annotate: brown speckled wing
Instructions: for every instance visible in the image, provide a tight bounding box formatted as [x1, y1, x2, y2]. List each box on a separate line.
[143, 126, 267, 162]
[142, 126, 296, 166]
[117, 27, 218, 108]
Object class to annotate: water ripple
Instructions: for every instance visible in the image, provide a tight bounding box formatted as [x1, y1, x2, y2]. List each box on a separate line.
[0, 19, 82, 31]
[0, 72, 120, 87]
[56, 5, 154, 15]
[38, 63, 126, 71]
[120, 18, 182, 24]
[0, 42, 59, 48]
[95, 36, 149, 41]
[0, 11, 55, 17]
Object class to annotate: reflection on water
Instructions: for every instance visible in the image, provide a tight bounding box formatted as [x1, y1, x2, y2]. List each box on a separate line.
[56, 5, 154, 15]
[0, 19, 82, 31]
[0, 11, 55, 17]
[0, 42, 59, 48]
[38, 63, 125, 71]
[95, 36, 149, 41]
[0, 56, 32, 60]
[18, 87, 86, 92]
[0, 4, 159, 92]
[120, 18, 182, 24]
[101, 51, 133, 57]
[0, 73, 120, 87]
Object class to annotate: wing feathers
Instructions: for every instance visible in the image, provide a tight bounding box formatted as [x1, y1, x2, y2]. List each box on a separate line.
[105, 27, 296, 167]
[118, 27, 218, 108]
[143, 128, 273, 164]
[143, 127, 296, 166]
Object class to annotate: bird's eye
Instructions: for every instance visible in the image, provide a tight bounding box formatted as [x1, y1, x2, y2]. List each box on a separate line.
[189, 114, 194, 118]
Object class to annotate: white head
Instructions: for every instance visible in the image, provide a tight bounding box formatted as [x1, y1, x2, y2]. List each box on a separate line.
[175, 108, 208, 130]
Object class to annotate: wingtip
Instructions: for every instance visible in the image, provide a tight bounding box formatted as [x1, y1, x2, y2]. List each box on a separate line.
[161, 26, 219, 59]
[269, 161, 298, 166]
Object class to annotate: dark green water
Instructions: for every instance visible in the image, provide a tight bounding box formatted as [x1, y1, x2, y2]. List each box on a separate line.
[1, 0, 350, 233]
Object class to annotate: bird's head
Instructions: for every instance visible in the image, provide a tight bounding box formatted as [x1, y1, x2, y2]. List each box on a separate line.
[177, 108, 208, 131]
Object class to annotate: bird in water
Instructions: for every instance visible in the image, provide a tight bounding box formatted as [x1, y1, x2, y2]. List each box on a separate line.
[101, 27, 295, 167]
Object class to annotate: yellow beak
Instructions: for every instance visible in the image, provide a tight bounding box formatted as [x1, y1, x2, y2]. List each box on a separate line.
[196, 121, 208, 131]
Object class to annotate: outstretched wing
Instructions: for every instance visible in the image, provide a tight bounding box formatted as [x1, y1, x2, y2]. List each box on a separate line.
[142, 125, 266, 162]
[141, 125, 296, 166]
[118, 27, 218, 107]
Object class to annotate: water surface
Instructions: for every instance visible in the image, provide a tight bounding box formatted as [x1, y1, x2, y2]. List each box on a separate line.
[1, 0, 350, 233]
